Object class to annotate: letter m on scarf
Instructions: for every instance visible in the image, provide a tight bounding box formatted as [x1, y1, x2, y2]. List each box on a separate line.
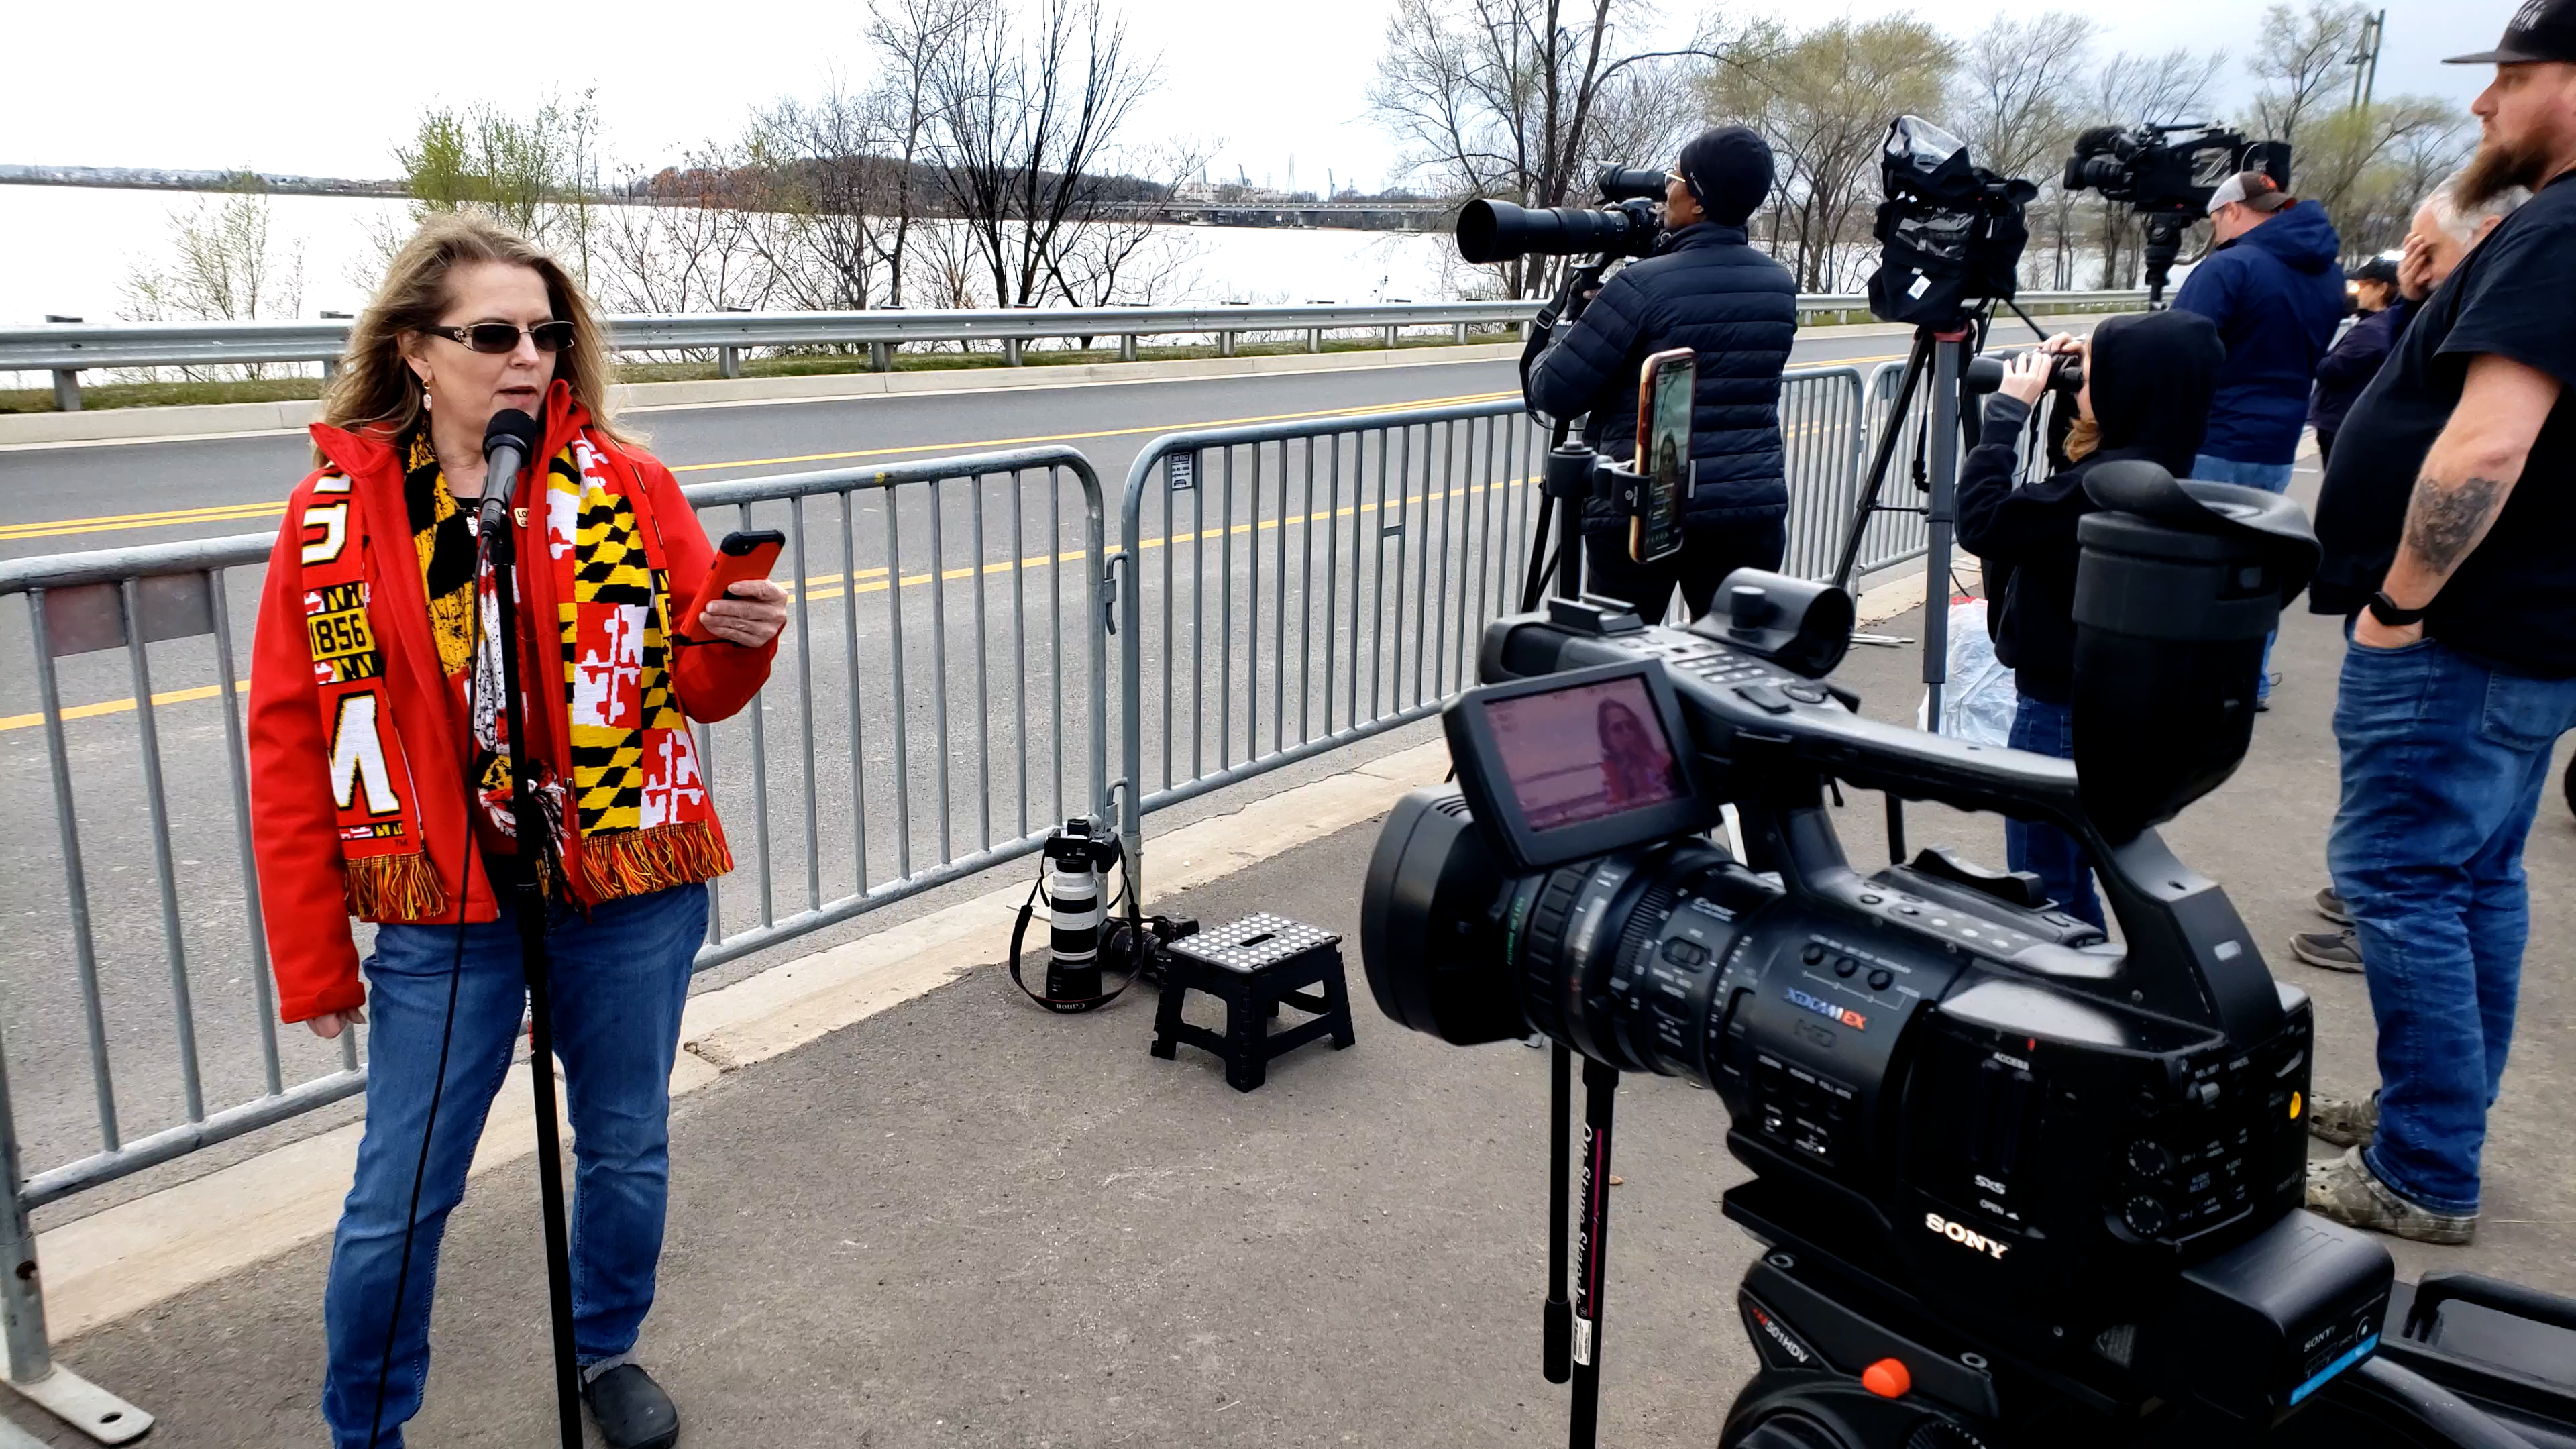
[329, 693, 402, 818]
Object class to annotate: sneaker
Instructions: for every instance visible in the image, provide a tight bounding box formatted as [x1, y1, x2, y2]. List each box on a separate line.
[2314, 887, 2350, 925]
[2290, 928, 2364, 973]
[582, 1362, 680, 1449]
[2307, 1092, 2377, 1148]
[2305, 1146, 2475, 1246]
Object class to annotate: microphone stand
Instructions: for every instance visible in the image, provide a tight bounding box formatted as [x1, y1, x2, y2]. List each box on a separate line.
[1535, 441, 1589, 1393]
[476, 452, 586, 1449]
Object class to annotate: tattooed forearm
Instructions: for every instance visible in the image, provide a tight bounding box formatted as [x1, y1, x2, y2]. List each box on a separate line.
[2400, 472, 2508, 578]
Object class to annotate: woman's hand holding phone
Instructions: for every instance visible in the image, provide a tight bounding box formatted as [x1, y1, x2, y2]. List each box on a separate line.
[696, 580, 789, 647]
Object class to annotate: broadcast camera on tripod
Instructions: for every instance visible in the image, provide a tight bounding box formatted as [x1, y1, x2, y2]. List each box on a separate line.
[2063, 123, 2294, 307]
[1354, 452, 2576, 1446]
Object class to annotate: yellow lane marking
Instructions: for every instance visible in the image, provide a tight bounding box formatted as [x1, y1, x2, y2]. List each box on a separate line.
[0, 680, 253, 733]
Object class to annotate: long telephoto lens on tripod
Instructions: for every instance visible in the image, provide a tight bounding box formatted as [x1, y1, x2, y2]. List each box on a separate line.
[1454, 198, 1655, 264]
[1360, 794, 1784, 1081]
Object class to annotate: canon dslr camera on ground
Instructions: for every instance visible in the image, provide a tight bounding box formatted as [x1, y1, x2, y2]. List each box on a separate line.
[1357, 462, 2576, 1446]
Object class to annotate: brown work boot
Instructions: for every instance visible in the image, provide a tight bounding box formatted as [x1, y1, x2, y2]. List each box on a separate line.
[2305, 1147, 2475, 1246]
[2306, 1092, 2377, 1148]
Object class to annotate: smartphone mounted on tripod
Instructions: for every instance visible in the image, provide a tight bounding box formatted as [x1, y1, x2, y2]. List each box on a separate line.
[1629, 349, 1694, 566]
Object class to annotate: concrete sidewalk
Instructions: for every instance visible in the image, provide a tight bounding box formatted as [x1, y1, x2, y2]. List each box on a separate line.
[19, 591, 2576, 1447]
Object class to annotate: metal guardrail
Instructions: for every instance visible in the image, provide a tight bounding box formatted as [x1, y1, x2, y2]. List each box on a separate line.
[2, 292, 2149, 409]
[0, 443, 1108, 1440]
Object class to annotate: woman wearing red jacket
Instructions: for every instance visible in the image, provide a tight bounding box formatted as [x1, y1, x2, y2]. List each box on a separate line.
[248, 213, 785, 1449]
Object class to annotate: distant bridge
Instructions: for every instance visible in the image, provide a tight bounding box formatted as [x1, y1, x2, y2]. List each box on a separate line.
[1103, 200, 1452, 231]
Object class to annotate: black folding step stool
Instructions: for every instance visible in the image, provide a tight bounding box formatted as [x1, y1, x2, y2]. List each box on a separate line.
[1149, 913, 1356, 1091]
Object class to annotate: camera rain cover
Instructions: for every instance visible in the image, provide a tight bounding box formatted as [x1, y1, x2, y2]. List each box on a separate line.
[1869, 116, 2037, 329]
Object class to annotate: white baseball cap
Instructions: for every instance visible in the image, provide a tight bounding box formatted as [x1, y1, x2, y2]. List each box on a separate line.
[2206, 170, 2292, 217]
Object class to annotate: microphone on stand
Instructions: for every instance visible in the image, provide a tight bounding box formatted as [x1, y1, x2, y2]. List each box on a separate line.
[478, 409, 543, 537]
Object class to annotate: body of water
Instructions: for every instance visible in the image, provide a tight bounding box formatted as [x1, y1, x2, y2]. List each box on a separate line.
[0, 185, 1465, 329]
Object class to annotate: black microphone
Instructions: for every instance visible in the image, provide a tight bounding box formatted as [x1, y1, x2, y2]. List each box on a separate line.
[476, 409, 543, 537]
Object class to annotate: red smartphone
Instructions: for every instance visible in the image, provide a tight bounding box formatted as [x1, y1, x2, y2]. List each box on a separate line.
[676, 529, 786, 643]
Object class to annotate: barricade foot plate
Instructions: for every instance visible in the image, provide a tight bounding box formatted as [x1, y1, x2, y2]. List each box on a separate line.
[7, 1365, 152, 1444]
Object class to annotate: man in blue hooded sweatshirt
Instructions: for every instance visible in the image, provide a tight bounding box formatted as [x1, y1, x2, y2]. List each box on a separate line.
[2174, 170, 2347, 493]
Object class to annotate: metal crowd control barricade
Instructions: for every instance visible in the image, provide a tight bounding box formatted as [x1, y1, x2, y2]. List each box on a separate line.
[1112, 398, 1538, 895]
[0, 444, 1108, 1442]
[1108, 366, 1874, 896]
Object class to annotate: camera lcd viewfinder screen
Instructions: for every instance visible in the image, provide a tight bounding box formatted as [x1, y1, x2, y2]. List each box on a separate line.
[1484, 676, 1683, 831]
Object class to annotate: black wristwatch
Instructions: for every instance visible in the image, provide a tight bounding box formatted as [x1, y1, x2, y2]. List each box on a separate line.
[2366, 590, 2428, 627]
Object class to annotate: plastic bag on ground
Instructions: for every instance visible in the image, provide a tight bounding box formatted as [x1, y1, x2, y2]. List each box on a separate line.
[1915, 597, 2017, 747]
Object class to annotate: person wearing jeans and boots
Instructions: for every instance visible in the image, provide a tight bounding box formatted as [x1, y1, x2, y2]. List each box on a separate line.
[2292, 168, 2530, 975]
[2300, 15, 2576, 1246]
[248, 214, 787, 1446]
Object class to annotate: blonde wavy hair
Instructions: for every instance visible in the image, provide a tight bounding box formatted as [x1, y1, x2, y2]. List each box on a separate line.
[317, 211, 630, 460]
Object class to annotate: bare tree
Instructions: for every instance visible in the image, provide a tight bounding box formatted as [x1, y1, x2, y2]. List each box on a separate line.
[2296, 97, 2471, 254]
[1951, 14, 2100, 185]
[2249, 1, 2371, 144]
[592, 150, 777, 321]
[121, 174, 308, 378]
[740, 86, 905, 312]
[1709, 16, 1959, 292]
[920, 0, 1159, 309]
[1369, 0, 1727, 296]
[867, 0, 982, 307]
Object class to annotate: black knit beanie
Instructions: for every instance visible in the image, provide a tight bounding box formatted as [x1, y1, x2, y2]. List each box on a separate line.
[1676, 126, 1775, 226]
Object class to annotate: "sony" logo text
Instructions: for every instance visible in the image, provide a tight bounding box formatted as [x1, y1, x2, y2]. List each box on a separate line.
[1924, 1212, 2012, 1261]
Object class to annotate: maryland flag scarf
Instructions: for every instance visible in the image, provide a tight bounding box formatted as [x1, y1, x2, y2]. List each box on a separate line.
[297, 427, 726, 920]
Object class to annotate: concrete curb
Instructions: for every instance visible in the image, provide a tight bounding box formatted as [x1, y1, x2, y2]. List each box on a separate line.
[27, 569, 1925, 1339]
[0, 345, 1524, 450]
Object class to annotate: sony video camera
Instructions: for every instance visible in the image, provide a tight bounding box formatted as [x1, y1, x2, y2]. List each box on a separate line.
[1457, 166, 1669, 264]
[1868, 115, 2037, 331]
[1357, 462, 2429, 1445]
[2064, 123, 2294, 302]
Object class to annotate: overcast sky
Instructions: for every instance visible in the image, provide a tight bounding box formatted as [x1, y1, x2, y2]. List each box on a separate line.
[6, 0, 2504, 192]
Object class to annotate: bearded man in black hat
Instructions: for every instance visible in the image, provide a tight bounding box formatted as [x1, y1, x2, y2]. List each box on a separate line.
[2300, 0, 2576, 1246]
[1525, 125, 1799, 623]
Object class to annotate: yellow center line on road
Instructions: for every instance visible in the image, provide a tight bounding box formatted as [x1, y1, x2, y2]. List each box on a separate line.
[0, 390, 1522, 545]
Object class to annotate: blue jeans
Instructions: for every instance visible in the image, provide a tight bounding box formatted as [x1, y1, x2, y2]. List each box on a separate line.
[2005, 692, 2104, 930]
[2192, 454, 2298, 697]
[2327, 633, 2576, 1215]
[321, 881, 708, 1448]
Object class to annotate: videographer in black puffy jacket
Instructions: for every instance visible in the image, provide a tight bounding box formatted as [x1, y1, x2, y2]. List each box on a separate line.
[1525, 126, 1799, 621]
[1955, 309, 2224, 928]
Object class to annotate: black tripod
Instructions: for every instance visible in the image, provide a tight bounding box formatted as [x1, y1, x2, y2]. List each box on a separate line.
[471, 431, 586, 1448]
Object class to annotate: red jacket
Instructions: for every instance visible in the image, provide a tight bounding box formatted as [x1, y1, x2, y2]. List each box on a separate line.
[248, 385, 774, 1022]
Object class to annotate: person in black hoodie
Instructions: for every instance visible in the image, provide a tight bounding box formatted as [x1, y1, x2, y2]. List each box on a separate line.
[1955, 310, 2226, 928]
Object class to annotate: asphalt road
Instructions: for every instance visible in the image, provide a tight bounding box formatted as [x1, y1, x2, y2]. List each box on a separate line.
[0, 318, 2080, 1221]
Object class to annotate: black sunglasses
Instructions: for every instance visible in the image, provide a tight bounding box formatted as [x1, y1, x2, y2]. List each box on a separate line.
[423, 321, 578, 354]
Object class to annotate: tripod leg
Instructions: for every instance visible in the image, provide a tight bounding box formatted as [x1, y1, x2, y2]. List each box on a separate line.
[1567, 1059, 1620, 1449]
[1543, 1042, 1572, 1384]
[1832, 331, 1933, 590]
